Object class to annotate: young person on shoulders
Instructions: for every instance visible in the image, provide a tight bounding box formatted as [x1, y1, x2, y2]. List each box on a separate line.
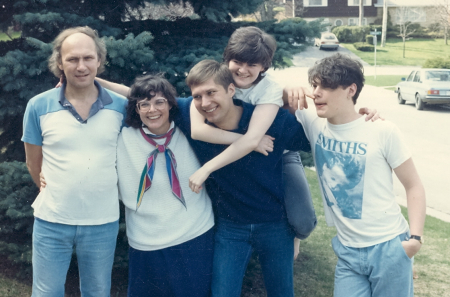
[174, 59, 310, 297]
[188, 26, 317, 257]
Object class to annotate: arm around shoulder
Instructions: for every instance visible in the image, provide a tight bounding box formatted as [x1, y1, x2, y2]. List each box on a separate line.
[284, 111, 311, 153]
[189, 100, 244, 144]
[96, 77, 130, 97]
[188, 103, 279, 193]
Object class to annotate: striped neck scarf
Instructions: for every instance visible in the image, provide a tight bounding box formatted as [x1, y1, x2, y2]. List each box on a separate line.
[136, 126, 186, 211]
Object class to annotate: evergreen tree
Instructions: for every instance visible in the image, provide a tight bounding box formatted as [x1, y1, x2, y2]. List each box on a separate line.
[0, 0, 324, 272]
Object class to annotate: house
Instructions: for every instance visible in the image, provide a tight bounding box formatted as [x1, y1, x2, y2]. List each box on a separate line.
[375, 0, 439, 28]
[285, 0, 440, 28]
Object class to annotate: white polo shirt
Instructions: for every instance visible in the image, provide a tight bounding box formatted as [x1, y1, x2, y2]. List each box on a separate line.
[22, 82, 127, 225]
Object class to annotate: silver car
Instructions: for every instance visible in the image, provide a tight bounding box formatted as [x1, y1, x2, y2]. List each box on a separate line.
[395, 69, 450, 110]
[314, 32, 339, 50]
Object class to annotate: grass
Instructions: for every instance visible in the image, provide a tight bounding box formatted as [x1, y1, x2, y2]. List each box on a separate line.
[364, 75, 405, 88]
[341, 38, 450, 67]
[1, 168, 449, 296]
[0, 31, 21, 42]
[0, 277, 31, 296]
[0, 255, 31, 296]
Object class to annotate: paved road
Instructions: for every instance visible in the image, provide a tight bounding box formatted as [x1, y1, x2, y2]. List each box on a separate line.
[268, 46, 450, 222]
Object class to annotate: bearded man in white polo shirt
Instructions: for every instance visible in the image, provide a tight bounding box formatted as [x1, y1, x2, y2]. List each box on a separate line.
[22, 26, 127, 297]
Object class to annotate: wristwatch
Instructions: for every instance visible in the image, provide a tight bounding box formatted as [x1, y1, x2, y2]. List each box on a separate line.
[410, 235, 424, 244]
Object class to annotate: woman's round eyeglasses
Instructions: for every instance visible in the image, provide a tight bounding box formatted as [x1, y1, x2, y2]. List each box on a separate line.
[137, 98, 168, 112]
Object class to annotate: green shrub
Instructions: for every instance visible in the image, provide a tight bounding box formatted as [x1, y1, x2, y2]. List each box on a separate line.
[388, 23, 438, 39]
[333, 26, 369, 43]
[0, 161, 129, 274]
[427, 23, 446, 38]
[0, 161, 37, 275]
[365, 35, 374, 44]
[299, 151, 314, 168]
[423, 57, 450, 69]
[353, 42, 374, 52]
[332, 26, 352, 42]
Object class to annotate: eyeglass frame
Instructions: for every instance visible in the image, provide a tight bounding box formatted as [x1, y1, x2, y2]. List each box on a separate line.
[136, 98, 168, 112]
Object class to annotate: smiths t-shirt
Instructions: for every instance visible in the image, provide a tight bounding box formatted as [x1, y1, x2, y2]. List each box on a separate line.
[296, 108, 410, 248]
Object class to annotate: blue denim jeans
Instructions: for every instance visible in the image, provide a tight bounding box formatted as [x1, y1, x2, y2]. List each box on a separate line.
[211, 218, 295, 297]
[32, 218, 119, 297]
[332, 232, 414, 297]
[282, 151, 317, 239]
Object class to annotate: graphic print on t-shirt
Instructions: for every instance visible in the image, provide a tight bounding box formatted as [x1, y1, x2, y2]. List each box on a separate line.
[315, 133, 367, 219]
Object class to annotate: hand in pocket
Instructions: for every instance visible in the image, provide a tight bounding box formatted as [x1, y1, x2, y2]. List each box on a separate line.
[401, 240, 421, 258]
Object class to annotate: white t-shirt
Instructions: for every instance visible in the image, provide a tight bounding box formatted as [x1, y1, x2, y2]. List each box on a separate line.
[296, 108, 411, 248]
[117, 124, 214, 251]
[234, 73, 284, 107]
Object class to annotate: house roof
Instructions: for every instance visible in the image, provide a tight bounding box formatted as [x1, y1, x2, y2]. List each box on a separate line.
[374, 0, 443, 7]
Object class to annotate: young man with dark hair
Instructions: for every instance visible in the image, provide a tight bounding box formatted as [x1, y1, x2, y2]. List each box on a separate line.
[294, 53, 426, 297]
[22, 26, 127, 296]
[176, 59, 311, 297]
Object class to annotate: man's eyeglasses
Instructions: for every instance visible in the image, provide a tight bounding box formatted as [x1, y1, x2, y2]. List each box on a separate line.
[136, 98, 168, 112]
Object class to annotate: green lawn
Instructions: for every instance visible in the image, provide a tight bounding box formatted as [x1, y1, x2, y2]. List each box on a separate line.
[0, 277, 30, 297]
[0, 31, 21, 42]
[341, 38, 450, 67]
[1, 168, 449, 296]
[364, 75, 405, 88]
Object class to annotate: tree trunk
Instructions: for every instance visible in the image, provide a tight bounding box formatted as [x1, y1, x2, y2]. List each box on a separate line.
[403, 36, 406, 58]
[445, 24, 448, 45]
[381, 0, 387, 47]
[359, 0, 364, 26]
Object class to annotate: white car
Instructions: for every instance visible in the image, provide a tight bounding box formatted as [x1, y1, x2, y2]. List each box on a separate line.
[395, 69, 450, 110]
[314, 32, 339, 50]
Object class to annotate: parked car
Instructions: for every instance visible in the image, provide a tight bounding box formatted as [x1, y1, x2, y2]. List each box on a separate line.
[314, 32, 339, 50]
[395, 69, 450, 110]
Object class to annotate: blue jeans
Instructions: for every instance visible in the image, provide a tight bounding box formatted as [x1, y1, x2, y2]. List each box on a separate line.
[32, 218, 119, 297]
[332, 232, 414, 297]
[211, 218, 295, 297]
[282, 151, 317, 239]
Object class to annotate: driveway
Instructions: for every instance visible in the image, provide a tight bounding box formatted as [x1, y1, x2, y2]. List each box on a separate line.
[292, 45, 369, 68]
[268, 46, 450, 222]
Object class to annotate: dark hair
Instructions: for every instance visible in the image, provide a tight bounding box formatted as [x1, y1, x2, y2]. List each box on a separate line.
[186, 60, 234, 92]
[48, 26, 107, 78]
[308, 53, 365, 104]
[223, 26, 277, 84]
[126, 74, 179, 129]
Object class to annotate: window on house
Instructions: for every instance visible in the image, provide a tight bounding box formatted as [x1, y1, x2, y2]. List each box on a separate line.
[348, 0, 372, 6]
[348, 18, 367, 26]
[335, 19, 343, 26]
[396, 7, 426, 23]
[304, 0, 328, 7]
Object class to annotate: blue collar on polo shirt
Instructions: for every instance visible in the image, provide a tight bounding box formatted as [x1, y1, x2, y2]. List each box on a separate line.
[58, 80, 113, 124]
